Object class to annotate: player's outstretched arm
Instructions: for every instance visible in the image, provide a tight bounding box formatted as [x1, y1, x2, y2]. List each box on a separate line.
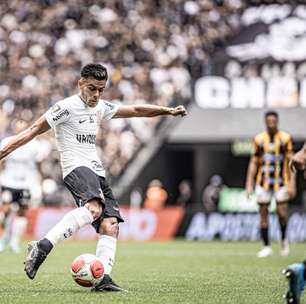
[113, 104, 187, 118]
[289, 142, 306, 172]
[245, 156, 258, 199]
[0, 116, 50, 160]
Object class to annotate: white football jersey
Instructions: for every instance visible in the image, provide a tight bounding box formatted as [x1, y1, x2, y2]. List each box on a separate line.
[0, 137, 41, 189]
[44, 94, 119, 178]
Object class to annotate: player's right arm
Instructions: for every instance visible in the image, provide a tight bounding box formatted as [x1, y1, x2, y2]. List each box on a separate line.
[245, 137, 259, 198]
[0, 116, 50, 161]
[289, 142, 306, 172]
[245, 156, 258, 198]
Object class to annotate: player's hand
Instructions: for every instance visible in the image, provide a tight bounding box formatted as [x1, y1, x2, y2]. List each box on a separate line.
[245, 185, 253, 200]
[170, 105, 187, 117]
[289, 155, 306, 173]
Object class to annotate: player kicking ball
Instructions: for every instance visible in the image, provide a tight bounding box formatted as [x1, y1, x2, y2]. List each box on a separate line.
[0, 63, 187, 291]
[282, 144, 306, 303]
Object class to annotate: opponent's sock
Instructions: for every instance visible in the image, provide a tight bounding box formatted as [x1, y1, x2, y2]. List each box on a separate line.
[280, 222, 287, 241]
[44, 207, 94, 247]
[261, 227, 270, 246]
[9, 216, 28, 253]
[96, 235, 117, 275]
[0, 213, 14, 251]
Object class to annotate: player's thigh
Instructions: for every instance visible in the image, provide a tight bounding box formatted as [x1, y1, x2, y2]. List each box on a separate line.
[275, 186, 290, 203]
[255, 186, 272, 204]
[64, 167, 106, 230]
[99, 177, 124, 224]
[64, 167, 105, 207]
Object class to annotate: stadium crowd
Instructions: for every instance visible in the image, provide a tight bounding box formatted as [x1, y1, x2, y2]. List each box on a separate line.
[0, 0, 244, 203]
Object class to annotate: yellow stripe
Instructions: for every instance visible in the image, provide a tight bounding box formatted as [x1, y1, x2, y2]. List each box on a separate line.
[263, 133, 270, 191]
[274, 133, 280, 191]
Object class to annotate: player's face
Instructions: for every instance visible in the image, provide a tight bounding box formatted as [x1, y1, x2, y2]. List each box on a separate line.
[265, 115, 278, 134]
[78, 78, 107, 107]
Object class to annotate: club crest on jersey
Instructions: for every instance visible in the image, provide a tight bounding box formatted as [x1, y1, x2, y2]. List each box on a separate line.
[105, 102, 115, 111]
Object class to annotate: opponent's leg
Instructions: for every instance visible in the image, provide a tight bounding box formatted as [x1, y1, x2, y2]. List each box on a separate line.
[9, 215, 27, 254]
[276, 201, 289, 256]
[283, 261, 306, 304]
[93, 217, 126, 292]
[24, 200, 100, 280]
[0, 203, 14, 252]
[257, 204, 273, 258]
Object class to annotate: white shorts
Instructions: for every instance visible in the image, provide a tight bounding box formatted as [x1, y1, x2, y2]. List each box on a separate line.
[255, 185, 290, 204]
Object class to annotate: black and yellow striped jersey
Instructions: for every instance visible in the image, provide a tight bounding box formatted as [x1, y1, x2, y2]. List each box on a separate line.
[252, 131, 293, 191]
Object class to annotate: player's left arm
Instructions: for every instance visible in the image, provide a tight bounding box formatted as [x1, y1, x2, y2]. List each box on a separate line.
[113, 104, 187, 118]
[0, 116, 50, 161]
[286, 135, 296, 199]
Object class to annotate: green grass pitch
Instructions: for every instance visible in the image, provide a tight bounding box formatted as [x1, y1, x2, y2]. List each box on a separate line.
[0, 240, 305, 304]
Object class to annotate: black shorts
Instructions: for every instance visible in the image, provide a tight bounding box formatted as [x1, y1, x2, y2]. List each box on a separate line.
[1, 186, 30, 207]
[63, 166, 124, 233]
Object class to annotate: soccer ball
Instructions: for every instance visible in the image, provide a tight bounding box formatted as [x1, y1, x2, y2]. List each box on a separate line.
[71, 254, 104, 287]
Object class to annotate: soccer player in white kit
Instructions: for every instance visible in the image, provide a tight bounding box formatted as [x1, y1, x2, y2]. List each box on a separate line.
[0, 120, 42, 254]
[0, 63, 187, 291]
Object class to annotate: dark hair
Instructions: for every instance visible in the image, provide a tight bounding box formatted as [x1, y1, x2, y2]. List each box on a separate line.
[265, 110, 278, 119]
[81, 63, 108, 81]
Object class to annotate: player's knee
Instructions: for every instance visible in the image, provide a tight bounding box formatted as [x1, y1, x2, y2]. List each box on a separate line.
[260, 215, 268, 227]
[99, 217, 119, 237]
[84, 200, 103, 220]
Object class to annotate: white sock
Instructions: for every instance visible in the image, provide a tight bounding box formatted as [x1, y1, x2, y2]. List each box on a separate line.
[45, 207, 94, 246]
[9, 216, 28, 253]
[96, 235, 117, 275]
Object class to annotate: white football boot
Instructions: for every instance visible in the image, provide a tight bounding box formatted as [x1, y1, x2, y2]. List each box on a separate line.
[257, 246, 273, 258]
[280, 240, 290, 257]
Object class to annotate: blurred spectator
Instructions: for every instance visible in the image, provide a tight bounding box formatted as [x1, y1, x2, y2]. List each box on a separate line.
[176, 179, 193, 207]
[144, 179, 168, 209]
[202, 175, 224, 212]
[129, 187, 143, 209]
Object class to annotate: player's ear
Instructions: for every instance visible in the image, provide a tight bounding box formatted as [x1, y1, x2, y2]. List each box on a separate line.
[78, 78, 85, 90]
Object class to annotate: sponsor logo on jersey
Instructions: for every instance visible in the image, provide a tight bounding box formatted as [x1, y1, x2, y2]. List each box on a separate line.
[76, 134, 96, 144]
[52, 109, 69, 121]
[79, 119, 86, 124]
[51, 104, 61, 114]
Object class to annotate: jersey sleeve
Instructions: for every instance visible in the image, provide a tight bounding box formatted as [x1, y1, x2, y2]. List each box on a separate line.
[102, 101, 119, 120]
[0, 137, 11, 150]
[44, 100, 71, 128]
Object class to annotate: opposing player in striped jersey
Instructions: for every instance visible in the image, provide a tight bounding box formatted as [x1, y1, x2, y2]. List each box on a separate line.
[0, 63, 187, 291]
[0, 120, 42, 254]
[245, 111, 296, 258]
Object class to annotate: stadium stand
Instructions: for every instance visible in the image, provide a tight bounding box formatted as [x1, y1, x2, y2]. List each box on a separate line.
[0, 0, 245, 200]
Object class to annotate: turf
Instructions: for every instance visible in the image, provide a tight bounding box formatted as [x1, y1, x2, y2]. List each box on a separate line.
[0, 240, 304, 304]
